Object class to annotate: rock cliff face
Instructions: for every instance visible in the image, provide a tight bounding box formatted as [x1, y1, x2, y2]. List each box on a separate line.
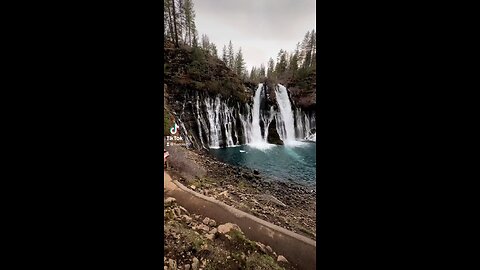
[164, 46, 316, 150]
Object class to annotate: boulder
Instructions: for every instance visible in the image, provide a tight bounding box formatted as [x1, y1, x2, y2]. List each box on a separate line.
[217, 223, 242, 234]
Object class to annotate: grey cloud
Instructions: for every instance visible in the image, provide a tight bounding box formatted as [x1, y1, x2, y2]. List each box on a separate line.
[193, 0, 315, 70]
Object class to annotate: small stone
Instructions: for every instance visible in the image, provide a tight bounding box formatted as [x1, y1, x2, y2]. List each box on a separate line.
[208, 228, 217, 234]
[202, 217, 210, 225]
[197, 224, 210, 232]
[192, 257, 199, 270]
[255, 242, 267, 253]
[174, 208, 181, 217]
[206, 233, 215, 240]
[168, 258, 177, 269]
[165, 197, 176, 206]
[208, 219, 216, 227]
[217, 223, 242, 234]
[182, 215, 192, 223]
[266, 246, 273, 253]
[178, 206, 189, 214]
[190, 185, 196, 190]
[184, 265, 191, 270]
[253, 169, 260, 175]
[277, 255, 288, 263]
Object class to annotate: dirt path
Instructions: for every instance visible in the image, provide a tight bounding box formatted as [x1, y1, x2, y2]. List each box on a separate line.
[164, 171, 316, 270]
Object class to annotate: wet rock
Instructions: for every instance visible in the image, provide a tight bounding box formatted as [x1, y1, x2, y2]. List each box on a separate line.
[277, 255, 288, 263]
[217, 223, 242, 234]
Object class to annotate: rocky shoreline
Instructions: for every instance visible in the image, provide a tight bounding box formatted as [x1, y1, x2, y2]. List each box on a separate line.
[166, 145, 316, 240]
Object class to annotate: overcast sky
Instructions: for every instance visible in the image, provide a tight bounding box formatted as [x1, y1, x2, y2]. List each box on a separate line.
[193, 0, 316, 72]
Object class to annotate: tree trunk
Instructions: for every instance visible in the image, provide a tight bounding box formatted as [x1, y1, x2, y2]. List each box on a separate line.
[171, 0, 179, 47]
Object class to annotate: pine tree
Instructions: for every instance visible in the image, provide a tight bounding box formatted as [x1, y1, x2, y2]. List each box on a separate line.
[275, 49, 288, 77]
[228, 40, 235, 70]
[222, 45, 228, 64]
[165, 0, 175, 44]
[310, 29, 316, 68]
[210, 43, 218, 58]
[267, 57, 275, 78]
[234, 48, 245, 76]
[302, 31, 313, 69]
[250, 66, 256, 81]
[171, 0, 179, 47]
[182, 0, 195, 46]
[192, 28, 199, 47]
[259, 64, 266, 78]
[201, 34, 210, 52]
[288, 45, 300, 74]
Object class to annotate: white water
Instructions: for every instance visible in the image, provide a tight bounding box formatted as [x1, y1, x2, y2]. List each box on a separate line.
[248, 84, 275, 150]
[275, 84, 297, 144]
[176, 84, 315, 149]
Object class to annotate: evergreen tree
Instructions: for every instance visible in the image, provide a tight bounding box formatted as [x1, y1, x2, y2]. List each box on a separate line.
[234, 48, 245, 76]
[228, 40, 235, 70]
[210, 43, 218, 58]
[259, 64, 266, 78]
[222, 45, 228, 64]
[171, 0, 179, 47]
[192, 28, 199, 47]
[275, 49, 288, 77]
[267, 57, 275, 78]
[288, 45, 300, 74]
[310, 29, 316, 68]
[301, 30, 312, 69]
[182, 0, 196, 45]
[165, 0, 175, 44]
[201, 34, 210, 51]
[249, 66, 257, 81]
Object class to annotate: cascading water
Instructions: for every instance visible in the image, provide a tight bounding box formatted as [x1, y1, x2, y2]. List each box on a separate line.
[275, 84, 297, 144]
[175, 83, 315, 150]
[251, 84, 265, 144]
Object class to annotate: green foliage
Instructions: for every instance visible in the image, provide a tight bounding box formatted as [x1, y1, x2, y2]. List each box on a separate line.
[246, 253, 284, 270]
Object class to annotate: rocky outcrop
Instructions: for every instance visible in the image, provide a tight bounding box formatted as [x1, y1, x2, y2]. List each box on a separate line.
[267, 120, 284, 145]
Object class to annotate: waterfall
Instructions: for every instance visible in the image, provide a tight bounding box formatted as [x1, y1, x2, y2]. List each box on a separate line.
[275, 84, 296, 143]
[251, 84, 265, 144]
[174, 83, 316, 150]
